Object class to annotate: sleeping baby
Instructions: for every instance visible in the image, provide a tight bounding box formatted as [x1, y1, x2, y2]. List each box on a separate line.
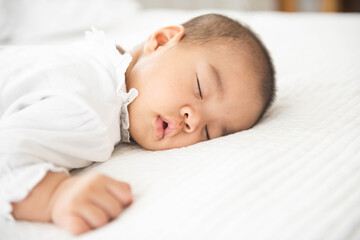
[0, 14, 275, 234]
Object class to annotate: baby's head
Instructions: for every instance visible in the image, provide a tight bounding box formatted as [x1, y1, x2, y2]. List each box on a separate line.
[125, 13, 275, 150]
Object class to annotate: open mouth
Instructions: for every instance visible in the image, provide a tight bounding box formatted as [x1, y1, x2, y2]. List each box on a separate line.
[155, 116, 166, 140]
[163, 121, 168, 130]
[155, 116, 180, 140]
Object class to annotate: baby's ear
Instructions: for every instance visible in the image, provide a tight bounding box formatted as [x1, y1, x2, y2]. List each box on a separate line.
[143, 25, 185, 55]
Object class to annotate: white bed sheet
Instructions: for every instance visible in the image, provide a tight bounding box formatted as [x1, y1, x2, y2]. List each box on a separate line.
[1, 9, 360, 240]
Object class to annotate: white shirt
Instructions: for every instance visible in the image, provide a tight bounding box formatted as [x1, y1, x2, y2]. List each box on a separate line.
[0, 29, 138, 220]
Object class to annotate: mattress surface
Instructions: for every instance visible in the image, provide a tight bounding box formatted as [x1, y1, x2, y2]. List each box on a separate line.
[1, 9, 359, 240]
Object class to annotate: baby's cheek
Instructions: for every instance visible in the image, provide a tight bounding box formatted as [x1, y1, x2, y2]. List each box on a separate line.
[153, 86, 182, 108]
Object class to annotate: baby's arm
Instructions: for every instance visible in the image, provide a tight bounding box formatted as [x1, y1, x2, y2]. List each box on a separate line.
[12, 171, 133, 235]
[0, 95, 132, 234]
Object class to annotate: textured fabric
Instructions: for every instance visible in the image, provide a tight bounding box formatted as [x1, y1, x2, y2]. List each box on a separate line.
[0, 29, 138, 220]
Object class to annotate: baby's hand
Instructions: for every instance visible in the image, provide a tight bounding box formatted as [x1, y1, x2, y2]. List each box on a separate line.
[49, 173, 133, 235]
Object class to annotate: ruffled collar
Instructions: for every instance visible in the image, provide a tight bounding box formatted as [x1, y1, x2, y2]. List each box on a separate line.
[85, 27, 138, 143]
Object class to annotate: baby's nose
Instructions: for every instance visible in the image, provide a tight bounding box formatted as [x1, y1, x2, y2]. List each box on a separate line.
[180, 106, 200, 133]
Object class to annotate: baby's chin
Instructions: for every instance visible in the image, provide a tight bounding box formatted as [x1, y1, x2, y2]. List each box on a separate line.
[135, 138, 203, 151]
[133, 140, 170, 151]
[130, 135, 180, 151]
[129, 135, 159, 151]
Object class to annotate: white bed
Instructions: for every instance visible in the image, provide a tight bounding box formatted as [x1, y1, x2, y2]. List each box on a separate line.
[1, 5, 360, 240]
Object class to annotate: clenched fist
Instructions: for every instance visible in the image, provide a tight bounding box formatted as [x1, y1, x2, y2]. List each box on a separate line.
[49, 173, 133, 235]
[11, 172, 133, 235]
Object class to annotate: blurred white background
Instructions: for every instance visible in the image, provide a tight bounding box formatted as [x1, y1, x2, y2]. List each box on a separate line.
[138, 0, 278, 11]
[137, 0, 359, 12]
[1, 0, 358, 44]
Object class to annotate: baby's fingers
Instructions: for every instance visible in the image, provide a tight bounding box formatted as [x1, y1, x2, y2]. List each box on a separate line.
[90, 191, 123, 219]
[57, 214, 90, 235]
[77, 203, 110, 229]
[105, 179, 133, 206]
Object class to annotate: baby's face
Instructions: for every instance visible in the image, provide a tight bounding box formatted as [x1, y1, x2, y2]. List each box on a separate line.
[125, 26, 262, 150]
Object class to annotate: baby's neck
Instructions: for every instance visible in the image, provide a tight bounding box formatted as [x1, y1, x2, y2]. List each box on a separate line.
[124, 43, 143, 92]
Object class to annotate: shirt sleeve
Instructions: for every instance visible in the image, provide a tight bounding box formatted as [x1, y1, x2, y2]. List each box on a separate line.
[0, 92, 114, 220]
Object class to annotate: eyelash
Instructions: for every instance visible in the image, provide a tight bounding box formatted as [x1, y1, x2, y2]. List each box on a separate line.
[196, 76, 210, 140]
[196, 76, 203, 99]
[205, 125, 210, 140]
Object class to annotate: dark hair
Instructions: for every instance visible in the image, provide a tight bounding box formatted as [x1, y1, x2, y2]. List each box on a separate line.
[181, 13, 276, 124]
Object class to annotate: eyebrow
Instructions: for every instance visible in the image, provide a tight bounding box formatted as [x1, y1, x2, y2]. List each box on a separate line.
[209, 64, 223, 97]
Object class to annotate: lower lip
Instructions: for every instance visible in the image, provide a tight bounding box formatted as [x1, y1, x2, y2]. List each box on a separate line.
[155, 116, 165, 140]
